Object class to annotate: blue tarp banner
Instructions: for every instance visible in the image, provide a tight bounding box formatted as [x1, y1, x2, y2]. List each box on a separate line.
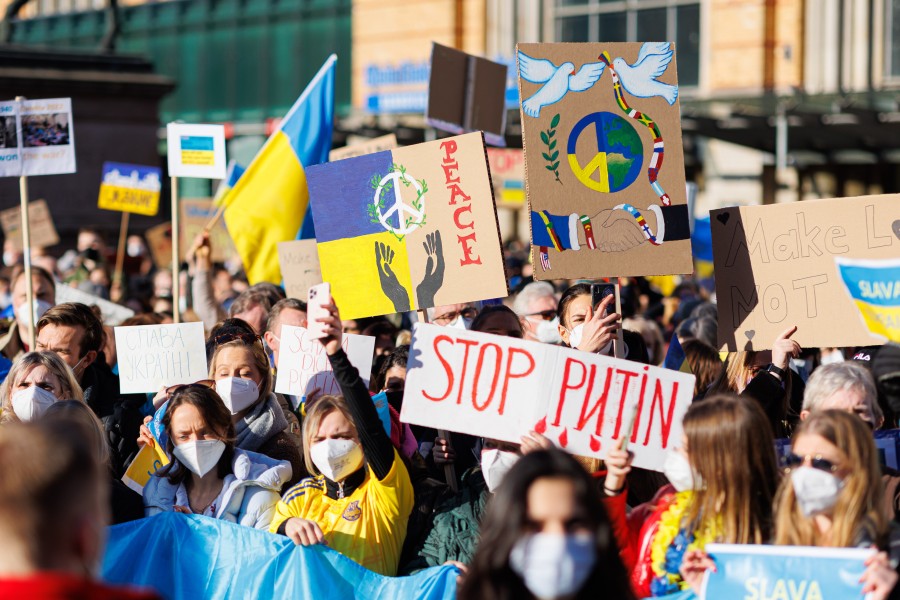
[103, 513, 459, 600]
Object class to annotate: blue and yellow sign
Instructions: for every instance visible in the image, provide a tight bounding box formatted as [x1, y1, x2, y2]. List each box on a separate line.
[836, 257, 900, 343]
[97, 162, 162, 216]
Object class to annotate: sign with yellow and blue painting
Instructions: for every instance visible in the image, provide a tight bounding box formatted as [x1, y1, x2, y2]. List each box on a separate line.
[836, 257, 900, 343]
[516, 43, 692, 279]
[307, 131, 507, 320]
[97, 162, 162, 216]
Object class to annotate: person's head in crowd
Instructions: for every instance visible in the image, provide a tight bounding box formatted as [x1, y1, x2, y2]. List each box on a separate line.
[301, 393, 361, 481]
[43, 400, 110, 470]
[212, 264, 235, 304]
[471, 305, 524, 339]
[9, 265, 56, 336]
[247, 282, 285, 307]
[0, 421, 108, 577]
[395, 330, 411, 346]
[361, 319, 398, 357]
[800, 362, 881, 428]
[556, 283, 618, 354]
[342, 319, 360, 335]
[427, 303, 477, 330]
[512, 281, 560, 343]
[872, 343, 900, 418]
[157, 385, 236, 487]
[0, 351, 83, 423]
[35, 302, 104, 382]
[264, 298, 308, 366]
[152, 269, 172, 299]
[228, 289, 273, 335]
[459, 448, 635, 600]
[207, 320, 273, 418]
[120, 313, 165, 328]
[775, 410, 885, 548]
[676, 316, 718, 350]
[2, 239, 21, 267]
[30, 254, 58, 278]
[711, 350, 774, 395]
[151, 296, 174, 315]
[623, 316, 664, 365]
[371, 345, 408, 395]
[76, 228, 105, 254]
[681, 339, 724, 398]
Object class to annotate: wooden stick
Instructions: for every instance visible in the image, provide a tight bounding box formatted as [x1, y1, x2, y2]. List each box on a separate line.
[113, 211, 130, 285]
[171, 176, 181, 323]
[15, 96, 36, 350]
[418, 308, 459, 493]
[203, 200, 226, 233]
[613, 281, 625, 359]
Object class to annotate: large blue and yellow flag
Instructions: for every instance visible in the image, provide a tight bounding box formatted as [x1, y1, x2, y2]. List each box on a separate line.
[223, 55, 336, 284]
[213, 160, 246, 206]
[836, 257, 900, 342]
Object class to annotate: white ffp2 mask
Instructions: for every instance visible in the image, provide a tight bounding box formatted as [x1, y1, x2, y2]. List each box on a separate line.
[215, 377, 260, 414]
[481, 449, 520, 493]
[310, 438, 364, 482]
[509, 532, 596, 598]
[173, 439, 226, 477]
[11, 386, 59, 421]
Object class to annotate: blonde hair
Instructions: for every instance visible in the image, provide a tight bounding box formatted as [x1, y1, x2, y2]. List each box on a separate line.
[774, 410, 886, 548]
[0, 351, 84, 424]
[301, 394, 358, 476]
[208, 339, 273, 400]
[683, 394, 779, 544]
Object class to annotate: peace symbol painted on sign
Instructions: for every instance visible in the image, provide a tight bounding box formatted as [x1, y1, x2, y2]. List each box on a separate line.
[374, 170, 426, 236]
[566, 111, 643, 193]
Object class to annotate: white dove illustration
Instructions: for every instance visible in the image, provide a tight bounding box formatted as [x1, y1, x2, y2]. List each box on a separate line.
[611, 42, 679, 105]
[518, 51, 605, 118]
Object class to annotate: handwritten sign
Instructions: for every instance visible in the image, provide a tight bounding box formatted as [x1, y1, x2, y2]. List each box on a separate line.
[0, 199, 60, 251]
[97, 162, 162, 216]
[121, 437, 170, 495]
[0, 97, 76, 177]
[712, 194, 900, 350]
[277, 239, 322, 300]
[166, 123, 227, 179]
[274, 325, 376, 400]
[329, 134, 398, 162]
[114, 322, 208, 394]
[307, 131, 508, 320]
[700, 544, 873, 600]
[401, 323, 694, 470]
[55, 284, 135, 326]
[179, 198, 238, 262]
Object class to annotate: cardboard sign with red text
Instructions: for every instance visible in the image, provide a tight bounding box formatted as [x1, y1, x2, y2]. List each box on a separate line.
[401, 323, 695, 471]
[274, 325, 376, 400]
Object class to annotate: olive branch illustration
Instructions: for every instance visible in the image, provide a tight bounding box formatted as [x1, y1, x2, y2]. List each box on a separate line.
[367, 163, 427, 242]
[541, 113, 561, 184]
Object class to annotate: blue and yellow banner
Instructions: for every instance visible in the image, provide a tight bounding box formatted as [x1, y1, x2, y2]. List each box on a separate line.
[97, 162, 162, 216]
[836, 257, 900, 342]
[663, 333, 692, 374]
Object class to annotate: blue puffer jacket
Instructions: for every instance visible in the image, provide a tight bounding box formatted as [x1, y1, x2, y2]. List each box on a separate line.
[144, 448, 292, 530]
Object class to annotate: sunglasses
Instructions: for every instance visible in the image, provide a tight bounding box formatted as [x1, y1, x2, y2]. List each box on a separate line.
[526, 309, 557, 321]
[211, 331, 263, 348]
[433, 307, 477, 324]
[165, 380, 216, 398]
[783, 452, 839, 474]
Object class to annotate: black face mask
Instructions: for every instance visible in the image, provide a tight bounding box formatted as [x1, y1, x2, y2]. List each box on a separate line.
[384, 390, 404, 414]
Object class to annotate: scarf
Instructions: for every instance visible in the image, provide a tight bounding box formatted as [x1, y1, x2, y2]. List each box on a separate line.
[234, 393, 288, 452]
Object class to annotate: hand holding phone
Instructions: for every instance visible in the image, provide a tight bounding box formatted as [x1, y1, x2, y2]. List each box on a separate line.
[307, 282, 331, 340]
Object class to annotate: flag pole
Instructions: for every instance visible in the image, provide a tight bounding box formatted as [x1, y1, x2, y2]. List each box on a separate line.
[15, 96, 36, 350]
[613, 281, 625, 359]
[419, 308, 458, 493]
[112, 211, 130, 298]
[171, 176, 181, 323]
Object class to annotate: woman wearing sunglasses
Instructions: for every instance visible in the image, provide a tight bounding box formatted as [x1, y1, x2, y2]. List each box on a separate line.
[269, 298, 414, 577]
[143, 385, 292, 529]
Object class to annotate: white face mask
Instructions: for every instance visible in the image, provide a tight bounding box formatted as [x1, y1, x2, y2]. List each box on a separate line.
[173, 439, 226, 477]
[567, 324, 611, 354]
[532, 317, 563, 344]
[11, 385, 59, 421]
[310, 438, 364, 482]
[820, 350, 845, 366]
[481, 449, 520, 493]
[215, 377, 260, 414]
[15, 299, 52, 330]
[791, 466, 844, 516]
[663, 450, 703, 492]
[509, 532, 596, 599]
[447, 316, 472, 331]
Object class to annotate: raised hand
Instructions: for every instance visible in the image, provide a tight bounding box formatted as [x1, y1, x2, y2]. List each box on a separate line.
[416, 231, 445, 307]
[375, 241, 411, 312]
[576, 294, 620, 353]
[679, 549, 717, 595]
[602, 435, 634, 495]
[771, 325, 801, 372]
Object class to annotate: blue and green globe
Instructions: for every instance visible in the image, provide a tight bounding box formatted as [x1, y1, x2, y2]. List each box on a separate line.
[566, 112, 643, 193]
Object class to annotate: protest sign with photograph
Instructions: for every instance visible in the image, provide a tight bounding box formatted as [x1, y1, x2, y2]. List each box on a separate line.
[97, 162, 162, 216]
[402, 323, 694, 470]
[307, 131, 508, 321]
[0, 97, 76, 177]
[0, 199, 60, 250]
[277, 239, 322, 300]
[274, 325, 376, 400]
[427, 43, 508, 147]
[166, 123, 227, 179]
[55, 284, 135, 326]
[711, 194, 900, 350]
[516, 43, 692, 280]
[114, 322, 208, 394]
[329, 134, 398, 162]
[700, 544, 873, 600]
[179, 198, 238, 262]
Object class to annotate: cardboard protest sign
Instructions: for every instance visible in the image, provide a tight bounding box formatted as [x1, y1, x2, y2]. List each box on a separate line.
[711, 194, 900, 350]
[144, 222, 172, 269]
[55, 284, 135, 326]
[307, 132, 508, 321]
[516, 43, 692, 279]
[487, 148, 525, 207]
[277, 239, 322, 300]
[835, 257, 900, 343]
[179, 198, 238, 262]
[0, 199, 60, 250]
[97, 162, 162, 216]
[274, 325, 376, 400]
[0, 97, 76, 177]
[700, 544, 873, 600]
[427, 43, 508, 147]
[402, 323, 695, 470]
[114, 322, 208, 394]
[166, 123, 227, 179]
[121, 438, 170, 495]
[329, 134, 398, 162]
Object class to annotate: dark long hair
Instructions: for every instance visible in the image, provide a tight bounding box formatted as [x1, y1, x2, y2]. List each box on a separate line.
[557, 283, 591, 329]
[458, 449, 635, 600]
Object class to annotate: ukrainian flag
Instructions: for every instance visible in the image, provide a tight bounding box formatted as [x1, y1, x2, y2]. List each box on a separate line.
[836, 257, 900, 342]
[223, 55, 336, 284]
[213, 160, 245, 206]
[663, 333, 693, 374]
